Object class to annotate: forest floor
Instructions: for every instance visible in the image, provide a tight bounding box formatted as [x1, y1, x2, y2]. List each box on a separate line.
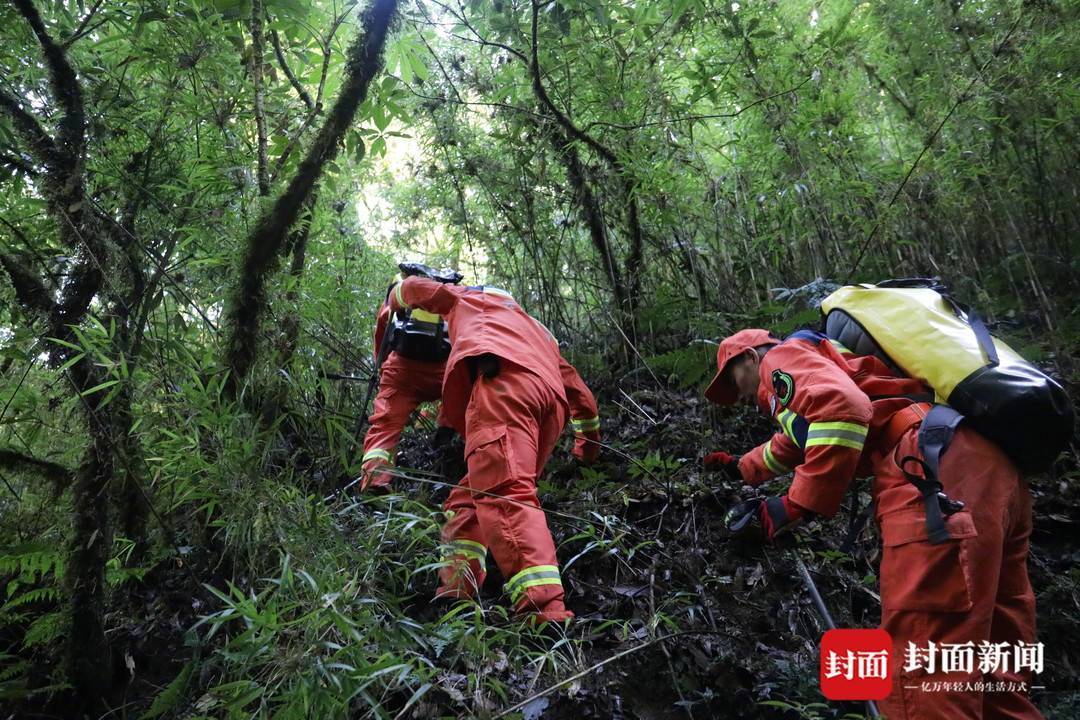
[92, 369, 1080, 720]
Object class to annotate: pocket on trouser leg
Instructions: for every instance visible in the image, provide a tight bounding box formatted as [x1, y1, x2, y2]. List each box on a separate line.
[879, 511, 984, 719]
[464, 425, 514, 492]
[880, 509, 978, 613]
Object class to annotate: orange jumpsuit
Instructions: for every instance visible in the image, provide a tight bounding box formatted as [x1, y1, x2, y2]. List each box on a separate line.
[390, 277, 599, 622]
[359, 302, 447, 491]
[739, 331, 1039, 720]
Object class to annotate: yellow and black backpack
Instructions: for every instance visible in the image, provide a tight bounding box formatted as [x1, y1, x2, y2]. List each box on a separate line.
[820, 278, 1074, 475]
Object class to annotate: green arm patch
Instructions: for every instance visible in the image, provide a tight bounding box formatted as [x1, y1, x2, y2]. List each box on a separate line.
[772, 369, 795, 405]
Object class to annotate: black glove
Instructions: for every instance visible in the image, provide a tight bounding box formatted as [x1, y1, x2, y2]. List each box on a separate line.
[724, 498, 764, 534]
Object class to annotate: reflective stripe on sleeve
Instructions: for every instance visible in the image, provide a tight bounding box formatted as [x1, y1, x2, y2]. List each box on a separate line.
[805, 420, 869, 451]
[778, 409, 798, 442]
[776, 408, 811, 448]
[571, 416, 600, 433]
[505, 565, 562, 604]
[762, 440, 792, 475]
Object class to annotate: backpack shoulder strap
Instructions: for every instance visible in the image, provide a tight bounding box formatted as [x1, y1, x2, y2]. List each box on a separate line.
[899, 404, 967, 545]
[785, 329, 828, 344]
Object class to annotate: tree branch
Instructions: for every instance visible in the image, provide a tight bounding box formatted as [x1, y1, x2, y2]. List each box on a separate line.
[0, 88, 59, 169]
[270, 7, 355, 182]
[224, 0, 400, 390]
[12, 0, 86, 166]
[62, 0, 107, 48]
[580, 76, 811, 131]
[0, 252, 57, 316]
[270, 27, 315, 112]
[859, 56, 916, 120]
[427, 0, 528, 64]
[529, 0, 616, 165]
[314, 8, 353, 111]
[250, 0, 270, 195]
[0, 447, 74, 491]
[529, 0, 642, 329]
[0, 150, 39, 177]
[549, 127, 627, 312]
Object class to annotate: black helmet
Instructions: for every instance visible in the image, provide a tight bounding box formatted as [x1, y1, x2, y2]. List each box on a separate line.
[398, 262, 463, 284]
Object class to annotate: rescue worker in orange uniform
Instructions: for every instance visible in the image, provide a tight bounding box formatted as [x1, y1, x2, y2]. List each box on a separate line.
[704, 328, 1040, 720]
[388, 276, 600, 624]
[358, 297, 448, 493]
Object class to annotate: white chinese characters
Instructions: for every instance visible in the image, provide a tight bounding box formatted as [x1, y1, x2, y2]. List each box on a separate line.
[823, 649, 890, 680]
[903, 641, 1043, 675]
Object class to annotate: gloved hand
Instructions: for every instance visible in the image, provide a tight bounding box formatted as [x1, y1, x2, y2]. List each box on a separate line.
[359, 459, 394, 494]
[759, 495, 811, 541]
[724, 497, 764, 534]
[573, 429, 601, 464]
[703, 451, 742, 482]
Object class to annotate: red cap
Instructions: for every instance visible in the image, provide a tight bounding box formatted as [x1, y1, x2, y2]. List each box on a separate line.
[703, 329, 780, 405]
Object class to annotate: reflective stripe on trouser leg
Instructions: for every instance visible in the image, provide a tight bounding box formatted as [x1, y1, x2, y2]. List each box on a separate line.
[465, 370, 572, 620]
[362, 448, 392, 464]
[436, 538, 488, 600]
[442, 538, 487, 563]
[436, 483, 487, 599]
[505, 565, 563, 607]
[360, 449, 394, 490]
[361, 361, 418, 488]
[362, 359, 444, 490]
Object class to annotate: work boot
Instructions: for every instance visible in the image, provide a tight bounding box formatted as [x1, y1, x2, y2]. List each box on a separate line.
[512, 587, 574, 625]
[529, 608, 574, 625]
[516, 598, 574, 630]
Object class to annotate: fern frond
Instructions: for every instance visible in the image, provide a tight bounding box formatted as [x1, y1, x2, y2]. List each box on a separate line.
[1, 586, 60, 612]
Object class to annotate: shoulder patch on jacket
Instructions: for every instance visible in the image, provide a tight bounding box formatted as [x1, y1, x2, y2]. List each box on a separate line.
[772, 369, 795, 406]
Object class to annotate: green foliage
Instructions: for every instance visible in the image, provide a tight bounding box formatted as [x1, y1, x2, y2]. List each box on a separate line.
[627, 450, 683, 482]
[170, 491, 587, 718]
[19, 612, 62, 650]
[0, 653, 31, 701]
[0, 544, 64, 583]
[0, 544, 64, 701]
[142, 658, 197, 719]
[645, 345, 714, 390]
[760, 699, 869, 719]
